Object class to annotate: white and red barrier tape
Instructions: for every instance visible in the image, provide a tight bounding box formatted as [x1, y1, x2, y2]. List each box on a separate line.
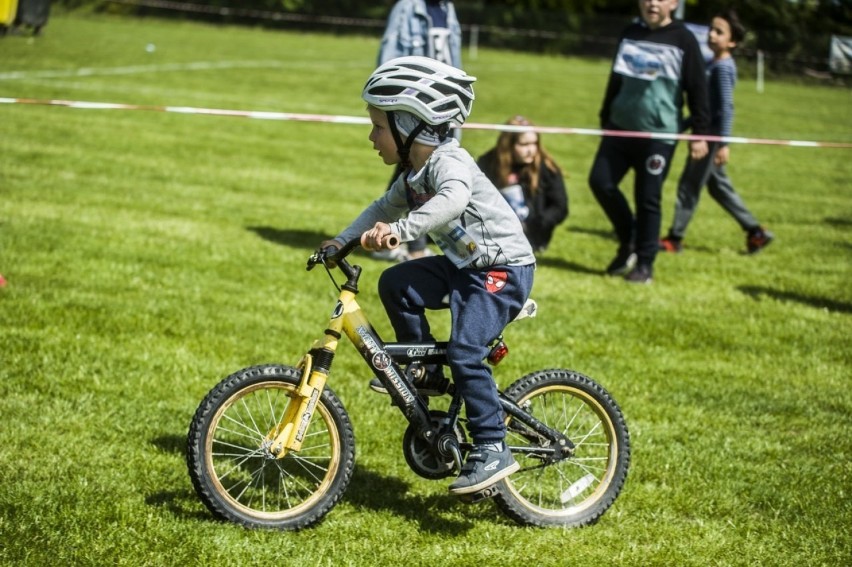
[2, 97, 850, 148]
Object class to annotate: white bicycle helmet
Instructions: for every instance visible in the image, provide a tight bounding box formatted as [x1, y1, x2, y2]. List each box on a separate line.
[362, 56, 476, 127]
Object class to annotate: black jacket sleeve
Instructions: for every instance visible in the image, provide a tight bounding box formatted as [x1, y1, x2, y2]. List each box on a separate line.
[680, 31, 711, 135]
[533, 164, 568, 230]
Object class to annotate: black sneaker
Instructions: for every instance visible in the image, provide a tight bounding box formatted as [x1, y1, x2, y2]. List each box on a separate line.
[606, 250, 637, 276]
[624, 264, 653, 284]
[747, 228, 774, 254]
[369, 367, 450, 397]
[448, 442, 520, 495]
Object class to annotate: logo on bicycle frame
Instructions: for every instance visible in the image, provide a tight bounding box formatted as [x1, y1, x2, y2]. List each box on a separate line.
[356, 326, 414, 404]
[331, 301, 344, 319]
[406, 346, 446, 358]
[372, 352, 391, 370]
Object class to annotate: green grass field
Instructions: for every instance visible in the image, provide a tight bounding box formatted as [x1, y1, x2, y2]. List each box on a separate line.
[1, 11, 851, 566]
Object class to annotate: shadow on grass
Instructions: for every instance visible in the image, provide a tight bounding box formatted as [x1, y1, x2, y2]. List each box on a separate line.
[564, 224, 729, 254]
[566, 225, 616, 241]
[824, 217, 852, 228]
[738, 285, 852, 314]
[146, 434, 217, 521]
[674, 242, 727, 254]
[152, 433, 184, 454]
[247, 226, 332, 250]
[145, 489, 213, 522]
[147, 435, 484, 531]
[345, 466, 478, 534]
[536, 255, 602, 275]
[248, 226, 378, 261]
[248, 224, 624, 277]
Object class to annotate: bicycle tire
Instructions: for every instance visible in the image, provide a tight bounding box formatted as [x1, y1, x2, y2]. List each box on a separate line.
[186, 364, 355, 530]
[494, 369, 630, 528]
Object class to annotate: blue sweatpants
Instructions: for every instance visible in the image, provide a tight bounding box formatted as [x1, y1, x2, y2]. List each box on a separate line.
[378, 256, 535, 443]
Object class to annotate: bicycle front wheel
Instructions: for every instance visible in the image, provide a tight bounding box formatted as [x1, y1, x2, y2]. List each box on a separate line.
[495, 369, 630, 528]
[186, 364, 355, 530]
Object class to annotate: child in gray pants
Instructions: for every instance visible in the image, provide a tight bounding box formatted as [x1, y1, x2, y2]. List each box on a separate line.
[660, 9, 773, 255]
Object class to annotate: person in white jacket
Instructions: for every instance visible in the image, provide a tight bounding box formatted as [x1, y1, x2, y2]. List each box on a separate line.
[378, 0, 461, 68]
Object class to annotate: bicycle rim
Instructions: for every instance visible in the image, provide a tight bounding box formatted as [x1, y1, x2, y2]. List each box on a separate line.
[203, 380, 343, 521]
[499, 373, 628, 526]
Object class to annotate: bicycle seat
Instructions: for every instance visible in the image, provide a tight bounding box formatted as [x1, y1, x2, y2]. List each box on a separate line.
[512, 298, 538, 322]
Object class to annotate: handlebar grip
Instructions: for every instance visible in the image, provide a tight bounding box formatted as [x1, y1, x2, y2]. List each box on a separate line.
[383, 234, 400, 249]
[360, 233, 400, 252]
[309, 235, 399, 269]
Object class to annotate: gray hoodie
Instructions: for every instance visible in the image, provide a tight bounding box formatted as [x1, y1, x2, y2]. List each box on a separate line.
[336, 140, 536, 270]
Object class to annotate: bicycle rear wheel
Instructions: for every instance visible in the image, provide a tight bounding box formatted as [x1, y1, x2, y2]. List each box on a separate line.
[495, 369, 630, 527]
[186, 364, 355, 530]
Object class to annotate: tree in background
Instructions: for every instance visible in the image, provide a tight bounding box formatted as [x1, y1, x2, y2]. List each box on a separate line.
[55, 0, 851, 73]
[469, 0, 851, 72]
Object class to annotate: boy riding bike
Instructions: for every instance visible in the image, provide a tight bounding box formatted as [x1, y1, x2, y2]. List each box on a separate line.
[321, 56, 536, 495]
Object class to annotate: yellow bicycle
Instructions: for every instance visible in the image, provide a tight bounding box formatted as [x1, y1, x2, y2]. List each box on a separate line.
[186, 238, 630, 529]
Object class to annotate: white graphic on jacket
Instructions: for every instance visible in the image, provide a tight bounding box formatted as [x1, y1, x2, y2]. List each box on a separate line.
[405, 177, 483, 268]
[614, 39, 683, 82]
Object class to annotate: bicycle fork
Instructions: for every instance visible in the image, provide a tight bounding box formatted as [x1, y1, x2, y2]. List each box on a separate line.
[264, 292, 353, 458]
[265, 289, 435, 458]
[264, 340, 333, 458]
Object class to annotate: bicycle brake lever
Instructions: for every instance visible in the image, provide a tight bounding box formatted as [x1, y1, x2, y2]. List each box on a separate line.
[307, 246, 341, 272]
[306, 249, 324, 271]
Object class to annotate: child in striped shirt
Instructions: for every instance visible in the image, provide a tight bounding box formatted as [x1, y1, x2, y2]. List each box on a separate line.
[660, 9, 773, 254]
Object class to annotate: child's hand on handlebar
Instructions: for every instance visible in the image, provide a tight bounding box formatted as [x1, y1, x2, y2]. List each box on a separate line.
[308, 232, 400, 271]
[360, 223, 399, 252]
[307, 239, 345, 270]
[320, 239, 344, 254]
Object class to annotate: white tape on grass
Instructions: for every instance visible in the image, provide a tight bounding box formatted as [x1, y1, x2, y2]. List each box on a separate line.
[2, 97, 850, 149]
[0, 61, 290, 81]
[0, 59, 364, 82]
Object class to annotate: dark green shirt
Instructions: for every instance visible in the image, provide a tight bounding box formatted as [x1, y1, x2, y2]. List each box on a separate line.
[600, 19, 711, 141]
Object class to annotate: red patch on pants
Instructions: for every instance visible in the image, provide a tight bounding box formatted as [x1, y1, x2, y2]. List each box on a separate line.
[485, 271, 508, 293]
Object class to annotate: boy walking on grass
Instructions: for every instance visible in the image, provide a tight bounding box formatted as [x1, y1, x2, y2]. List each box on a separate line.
[589, 0, 710, 284]
[659, 9, 774, 255]
[321, 56, 536, 495]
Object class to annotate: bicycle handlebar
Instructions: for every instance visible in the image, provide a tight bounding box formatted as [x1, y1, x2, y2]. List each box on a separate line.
[306, 234, 400, 272]
[361, 233, 400, 252]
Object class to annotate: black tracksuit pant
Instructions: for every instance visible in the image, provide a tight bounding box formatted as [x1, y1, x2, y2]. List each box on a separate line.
[589, 132, 676, 268]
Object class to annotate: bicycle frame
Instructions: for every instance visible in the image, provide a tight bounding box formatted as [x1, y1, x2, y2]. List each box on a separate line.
[337, 288, 437, 434]
[268, 239, 571, 460]
[266, 243, 435, 457]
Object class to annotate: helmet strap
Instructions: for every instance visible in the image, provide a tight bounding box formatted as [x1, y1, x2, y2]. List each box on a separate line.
[435, 123, 452, 142]
[387, 110, 430, 169]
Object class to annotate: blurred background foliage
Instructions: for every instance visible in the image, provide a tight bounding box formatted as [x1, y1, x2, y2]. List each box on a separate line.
[54, 0, 852, 74]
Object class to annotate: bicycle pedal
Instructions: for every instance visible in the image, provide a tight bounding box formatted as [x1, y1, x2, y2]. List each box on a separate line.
[456, 484, 500, 504]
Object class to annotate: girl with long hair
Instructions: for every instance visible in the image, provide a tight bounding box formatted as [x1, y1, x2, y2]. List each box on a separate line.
[477, 116, 569, 253]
